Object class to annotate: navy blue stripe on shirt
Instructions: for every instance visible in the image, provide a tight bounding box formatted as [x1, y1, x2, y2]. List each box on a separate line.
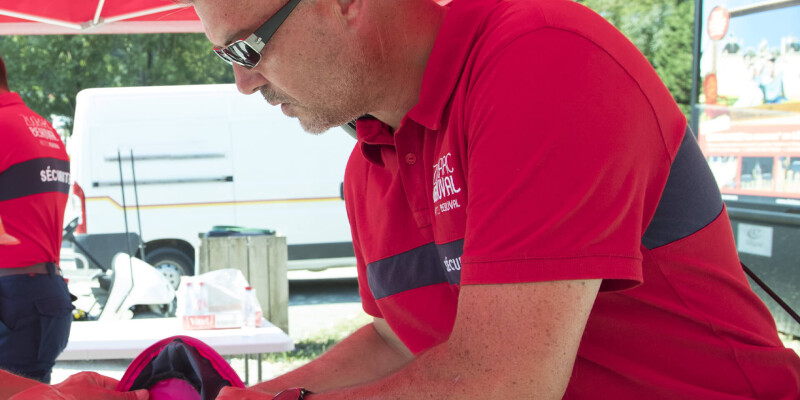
[367, 242, 449, 300]
[367, 239, 465, 300]
[642, 125, 723, 249]
[435, 239, 464, 285]
[0, 157, 70, 201]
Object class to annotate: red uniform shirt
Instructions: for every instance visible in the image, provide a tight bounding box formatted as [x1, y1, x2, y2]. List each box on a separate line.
[344, 0, 800, 398]
[0, 92, 70, 268]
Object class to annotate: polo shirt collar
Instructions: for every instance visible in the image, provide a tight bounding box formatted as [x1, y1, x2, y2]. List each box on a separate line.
[355, 0, 497, 165]
[406, 0, 497, 130]
[0, 92, 23, 108]
[356, 116, 395, 166]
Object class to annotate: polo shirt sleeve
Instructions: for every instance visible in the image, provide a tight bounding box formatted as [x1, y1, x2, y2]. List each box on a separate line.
[352, 232, 383, 318]
[459, 28, 673, 291]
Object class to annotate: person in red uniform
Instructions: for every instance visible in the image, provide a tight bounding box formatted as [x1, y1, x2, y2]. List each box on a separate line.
[8, 0, 800, 399]
[190, 0, 798, 399]
[0, 53, 74, 384]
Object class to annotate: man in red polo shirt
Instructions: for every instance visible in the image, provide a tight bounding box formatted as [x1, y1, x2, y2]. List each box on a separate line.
[0, 53, 74, 384]
[196, 0, 797, 399]
[15, 0, 799, 398]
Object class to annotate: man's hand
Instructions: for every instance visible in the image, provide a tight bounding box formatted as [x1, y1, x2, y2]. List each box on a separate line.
[9, 372, 148, 400]
[217, 386, 274, 399]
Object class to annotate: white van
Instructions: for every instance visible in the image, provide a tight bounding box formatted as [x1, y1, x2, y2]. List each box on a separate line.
[66, 84, 357, 283]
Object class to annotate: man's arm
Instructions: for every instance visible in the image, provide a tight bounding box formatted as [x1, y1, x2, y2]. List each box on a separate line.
[248, 317, 414, 394]
[222, 279, 600, 399]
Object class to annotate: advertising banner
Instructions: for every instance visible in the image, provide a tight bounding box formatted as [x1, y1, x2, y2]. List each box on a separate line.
[697, 0, 800, 206]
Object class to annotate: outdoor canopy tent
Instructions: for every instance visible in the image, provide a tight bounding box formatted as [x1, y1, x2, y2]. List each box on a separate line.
[0, 0, 453, 36]
[0, 0, 203, 35]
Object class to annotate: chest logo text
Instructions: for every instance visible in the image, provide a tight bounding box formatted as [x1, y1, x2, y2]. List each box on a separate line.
[432, 153, 462, 215]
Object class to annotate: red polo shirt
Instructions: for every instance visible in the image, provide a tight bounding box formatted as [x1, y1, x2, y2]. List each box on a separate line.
[0, 92, 70, 268]
[344, 0, 800, 398]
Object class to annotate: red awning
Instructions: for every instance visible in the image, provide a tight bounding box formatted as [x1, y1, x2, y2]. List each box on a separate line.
[0, 1, 453, 36]
[0, 0, 203, 35]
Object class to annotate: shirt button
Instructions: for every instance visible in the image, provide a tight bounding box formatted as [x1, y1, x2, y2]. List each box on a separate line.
[405, 153, 417, 165]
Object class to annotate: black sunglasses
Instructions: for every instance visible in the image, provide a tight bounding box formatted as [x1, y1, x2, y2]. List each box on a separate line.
[213, 0, 302, 69]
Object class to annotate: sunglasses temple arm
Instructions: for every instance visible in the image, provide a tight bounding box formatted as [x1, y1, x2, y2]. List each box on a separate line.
[253, 0, 304, 44]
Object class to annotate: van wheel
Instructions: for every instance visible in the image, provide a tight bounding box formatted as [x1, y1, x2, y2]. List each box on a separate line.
[145, 248, 192, 290]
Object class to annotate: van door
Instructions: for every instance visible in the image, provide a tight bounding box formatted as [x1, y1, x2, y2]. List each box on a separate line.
[226, 94, 356, 268]
[77, 87, 238, 268]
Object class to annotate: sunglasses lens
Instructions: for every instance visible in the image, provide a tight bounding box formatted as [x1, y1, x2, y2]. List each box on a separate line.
[213, 41, 261, 68]
[213, 48, 234, 65]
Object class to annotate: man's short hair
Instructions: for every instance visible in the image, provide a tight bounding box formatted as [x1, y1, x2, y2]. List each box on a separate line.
[0, 53, 8, 90]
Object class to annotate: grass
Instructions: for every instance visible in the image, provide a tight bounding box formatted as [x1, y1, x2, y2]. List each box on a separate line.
[275, 313, 371, 361]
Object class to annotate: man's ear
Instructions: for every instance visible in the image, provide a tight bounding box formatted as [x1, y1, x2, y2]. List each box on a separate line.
[335, 0, 363, 23]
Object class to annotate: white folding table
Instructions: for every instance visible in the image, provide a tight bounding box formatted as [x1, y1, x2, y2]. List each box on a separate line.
[56, 318, 294, 384]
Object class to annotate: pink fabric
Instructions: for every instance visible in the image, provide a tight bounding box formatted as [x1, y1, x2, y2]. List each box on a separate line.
[148, 378, 202, 400]
[116, 335, 245, 394]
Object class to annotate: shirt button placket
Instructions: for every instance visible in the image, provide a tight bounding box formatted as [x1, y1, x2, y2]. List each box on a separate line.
[395, 123, 430, 229]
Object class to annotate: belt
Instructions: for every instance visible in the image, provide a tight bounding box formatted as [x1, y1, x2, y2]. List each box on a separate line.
[0, 263, 60, 277]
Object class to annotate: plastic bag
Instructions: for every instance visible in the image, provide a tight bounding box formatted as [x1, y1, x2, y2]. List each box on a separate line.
[176, 269, 263, 329]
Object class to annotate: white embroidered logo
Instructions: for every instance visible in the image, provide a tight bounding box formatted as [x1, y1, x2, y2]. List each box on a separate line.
[21, 114, 60, 142]
[432, 153, 462, 215]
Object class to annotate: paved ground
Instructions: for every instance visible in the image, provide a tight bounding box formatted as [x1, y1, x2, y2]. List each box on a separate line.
[52, 266, 365, 385]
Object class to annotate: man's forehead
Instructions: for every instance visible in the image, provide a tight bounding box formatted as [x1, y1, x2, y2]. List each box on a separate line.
[193, 0, 277, 46]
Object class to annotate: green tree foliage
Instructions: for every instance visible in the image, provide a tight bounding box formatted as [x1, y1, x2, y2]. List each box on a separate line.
[0, 34, 234, 132]
[0, 2, 696, 128]
[579, 0, 695, 117]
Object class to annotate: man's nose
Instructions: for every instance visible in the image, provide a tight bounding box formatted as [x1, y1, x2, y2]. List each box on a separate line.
[233, 64, 268, 95]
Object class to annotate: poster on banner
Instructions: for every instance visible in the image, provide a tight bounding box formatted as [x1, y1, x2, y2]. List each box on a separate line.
[696, 0, 800, 207]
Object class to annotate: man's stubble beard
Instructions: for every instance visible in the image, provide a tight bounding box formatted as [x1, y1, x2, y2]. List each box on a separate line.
[259, 49, 374, 135]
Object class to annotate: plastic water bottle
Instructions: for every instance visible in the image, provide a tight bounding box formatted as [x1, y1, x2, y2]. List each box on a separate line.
[252, 289, 263, 327]
[196, 281, 209, 316]
[183, 282, 195, 316]
[242, 286, 256, 331]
